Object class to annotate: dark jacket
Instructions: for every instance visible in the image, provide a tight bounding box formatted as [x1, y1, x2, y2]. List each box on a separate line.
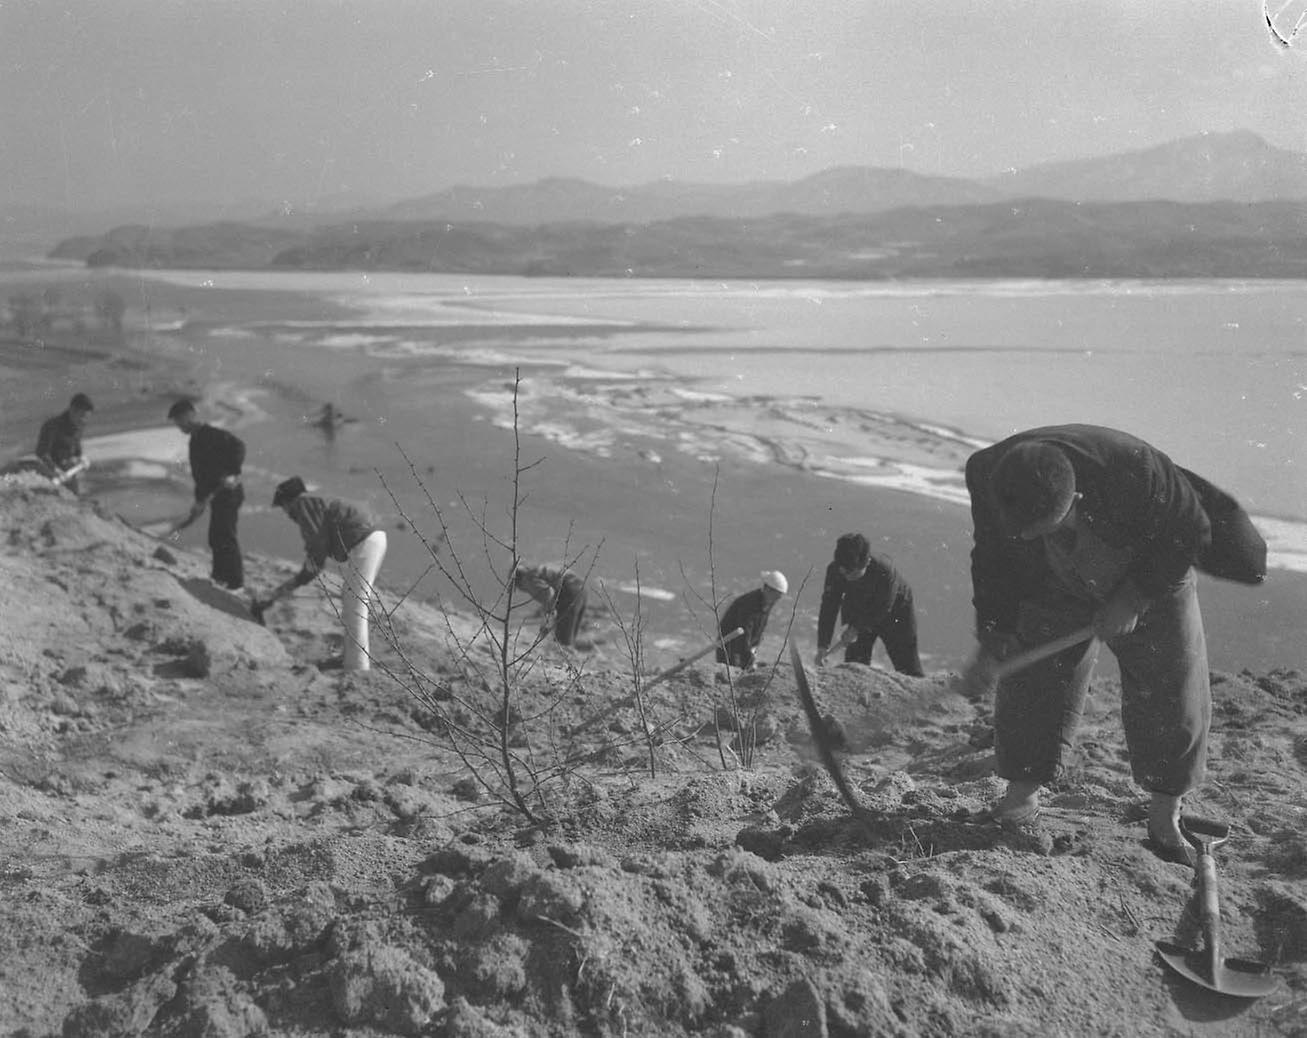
[35, 411, 82, 471]
[188, 424, 246, 501]
[288, 496, 378, 586]
[817, 555, 910, 648]
[718, 589, 774, 667]
[965, 424, 1212, 633]
[516, 565, 584, 609]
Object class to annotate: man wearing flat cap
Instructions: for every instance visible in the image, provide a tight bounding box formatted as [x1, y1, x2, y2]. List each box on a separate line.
[964, 423, 1243, 864]
[251, 477, 387, 671]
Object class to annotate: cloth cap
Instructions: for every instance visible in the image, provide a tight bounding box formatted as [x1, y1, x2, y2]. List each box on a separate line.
[272, 476, 307, 508]
[167, 398, 197, 421]
[760, 570, 788, 594]
[833, 532, 871, 571]
[991, 441, 1076, 536]
[69, 393, 94, 411]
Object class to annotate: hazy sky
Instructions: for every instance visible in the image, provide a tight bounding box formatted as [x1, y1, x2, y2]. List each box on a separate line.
[4, 0, 1306, 213]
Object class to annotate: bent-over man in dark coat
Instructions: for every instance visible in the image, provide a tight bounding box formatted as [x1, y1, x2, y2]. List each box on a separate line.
[965, 423, 1218, 863]
[514, 563, 588, 647]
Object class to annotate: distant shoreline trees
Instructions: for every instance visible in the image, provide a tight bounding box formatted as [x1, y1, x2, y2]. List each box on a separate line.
[3, 287, 126, 343]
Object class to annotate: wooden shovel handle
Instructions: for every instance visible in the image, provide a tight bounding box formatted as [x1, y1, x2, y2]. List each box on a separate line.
[1196, 848, 1224, 979]
[989, 624, 1097, 680]
[642, 627, 745, 691]
[572, 627, 747, 735]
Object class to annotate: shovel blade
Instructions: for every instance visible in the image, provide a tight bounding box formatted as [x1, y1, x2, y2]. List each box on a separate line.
[1155, 941, 1278, 999]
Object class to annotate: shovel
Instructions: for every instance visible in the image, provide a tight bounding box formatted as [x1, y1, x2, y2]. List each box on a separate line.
[1154, 816, 1277, 998]
[568, 628, 745, 735]
[814, 622, 859, 666]
[641, 627, 745, 691]
[954, 623, 1097, 698]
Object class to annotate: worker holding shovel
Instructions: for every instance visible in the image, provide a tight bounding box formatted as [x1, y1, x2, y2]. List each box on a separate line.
[250, 477, 388, 672]
[815, 533, 924, 676]
[514, 563, 588, 648]
[35, 392, 94, 494]
[964, 424, 1265, 864]
[163, 398, 247, 591]
[716, 570, 788, 669]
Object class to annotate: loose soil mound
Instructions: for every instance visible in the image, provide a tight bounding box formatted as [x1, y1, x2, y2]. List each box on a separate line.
[1, 476, 1304, 1037]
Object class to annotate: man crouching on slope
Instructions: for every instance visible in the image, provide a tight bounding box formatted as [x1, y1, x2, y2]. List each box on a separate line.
[965, 424, 1215, 865]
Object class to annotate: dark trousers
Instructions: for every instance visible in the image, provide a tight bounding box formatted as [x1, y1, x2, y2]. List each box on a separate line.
[994, 571, 1209, 795]
[553, 583, 587, 646]
[845, 590, 924, 675]
[208, 485, 244, 590]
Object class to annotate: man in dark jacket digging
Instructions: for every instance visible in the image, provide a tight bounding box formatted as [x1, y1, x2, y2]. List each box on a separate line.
[963, 424, 1260, 864]
[815, 533, 924, 676]
[514, 563, 588, 647]
[35, 392, 94, 493]
[164, 398, 247, 590]
[717, 570, 788, 669]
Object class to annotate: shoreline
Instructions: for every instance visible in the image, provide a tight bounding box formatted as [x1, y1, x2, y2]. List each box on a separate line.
[0, 342, 200, 464]
[41, 370, 1307, 676]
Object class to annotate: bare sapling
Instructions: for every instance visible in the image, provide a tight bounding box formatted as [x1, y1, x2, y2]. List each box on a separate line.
[595, 562, 659, 776]
[674, 464, 758, 769]
[368, 368, 603, 824]
[591, 562, 716, 779]
[673, 472, 812, 771]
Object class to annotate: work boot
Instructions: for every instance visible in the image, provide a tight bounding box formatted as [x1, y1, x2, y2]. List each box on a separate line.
[988, 779, 1051, 854]
[1146, 792, 1195, 866]
[993, 779, 1042, 826]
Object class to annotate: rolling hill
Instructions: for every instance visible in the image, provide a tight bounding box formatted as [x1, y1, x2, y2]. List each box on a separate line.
[48, 198, 1307, 280]
[43, 131, 1307, 279]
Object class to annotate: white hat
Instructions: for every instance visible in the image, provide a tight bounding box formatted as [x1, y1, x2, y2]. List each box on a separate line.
[761, 570, 788, 594]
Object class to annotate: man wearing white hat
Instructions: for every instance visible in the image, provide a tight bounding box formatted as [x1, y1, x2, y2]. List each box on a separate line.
[716, 570, 788, 669]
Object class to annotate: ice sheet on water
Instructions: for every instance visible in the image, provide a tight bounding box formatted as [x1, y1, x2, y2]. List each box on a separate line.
[462, 368, 1307, 575]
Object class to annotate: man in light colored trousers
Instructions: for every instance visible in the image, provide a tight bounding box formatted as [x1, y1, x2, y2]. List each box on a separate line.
[339, 527, 387, 670]
[252, 477, 388, 672]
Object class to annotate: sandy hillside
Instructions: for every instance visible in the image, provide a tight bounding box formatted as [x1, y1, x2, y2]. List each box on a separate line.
[0, 474, 1304, 1038]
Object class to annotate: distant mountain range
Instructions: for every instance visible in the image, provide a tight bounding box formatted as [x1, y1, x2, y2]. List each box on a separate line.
[369, 130, 1307, 225]
[42, 131, 1307, 278]
[979, 129, 1307, 204]
[373, 167, 1002, 226]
